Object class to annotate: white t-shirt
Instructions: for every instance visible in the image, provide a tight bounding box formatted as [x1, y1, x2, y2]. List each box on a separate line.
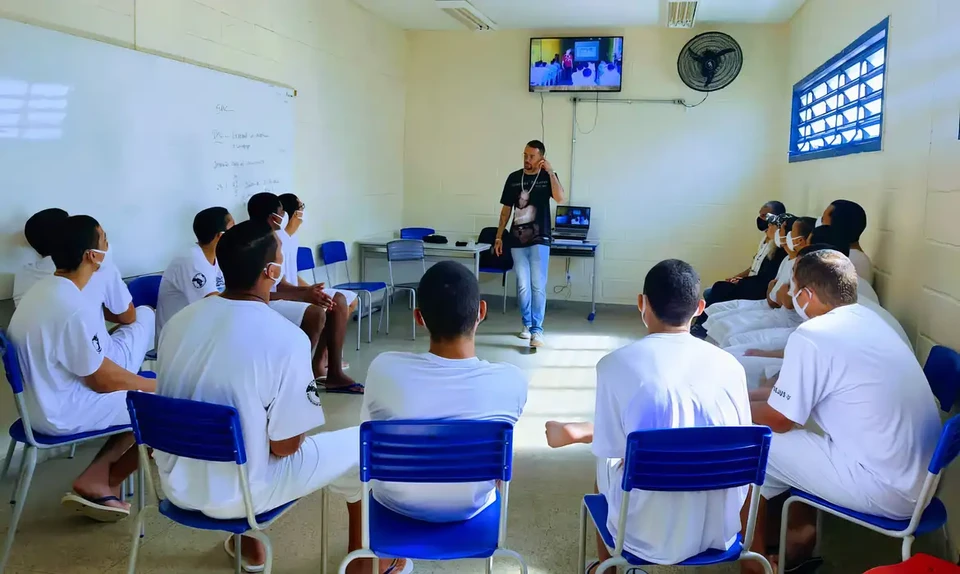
[770, 304, 940, 503]
[849, 249, 874, 283]
[767, 257, 796, 304]
[361, 352, 528, 522]
[156, 245, 225, 336]
[749, 238, 773, 276]
[592, 333, 751, 564]
[6, 276, 124, 436]
[13, 256, 132, 320]
[277, 228, 302, 286]
[154, 296, 323, 518]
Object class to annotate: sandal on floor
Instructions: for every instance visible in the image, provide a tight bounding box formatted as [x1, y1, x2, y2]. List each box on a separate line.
[784, 556, 823, 574]
[60, 492, 130, 522]
[320, 382, 365, 395]
[384, 558, 414, 574]
[222, 537, 266, 573]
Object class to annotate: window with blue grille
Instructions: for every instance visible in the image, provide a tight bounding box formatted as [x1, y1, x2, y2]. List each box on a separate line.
[790, 18, 889, 162]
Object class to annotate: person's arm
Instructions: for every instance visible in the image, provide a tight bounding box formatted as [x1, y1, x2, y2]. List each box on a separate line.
[84, 358, 156, 393]
[494, 205, 512, 256]
[751, 400, 797, 433]
[540, 158, 565, 203]
[744, 348, 784, 359]
[778, 284, 794, 309]
[103, 302, 136, 325]
[101, 265, 135, 324]
[270, 434, 305, 458]
[545, 421, 593, 448]
[266, 332, 325, 458]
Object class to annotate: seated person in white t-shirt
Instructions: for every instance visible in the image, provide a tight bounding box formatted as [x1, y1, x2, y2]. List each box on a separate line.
[13, 208, 154, 373]
[156, 206, 233, 337]
[8, 215, 157, 522]
[544, 260, 751, 573]
[246, 193, 359, 393]
[362, 261, 528, 522]
[155, 220, 406, 574]
[818, 199, 873, 283]
[743, 250, 941, 574]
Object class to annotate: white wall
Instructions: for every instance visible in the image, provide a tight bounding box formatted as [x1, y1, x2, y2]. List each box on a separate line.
[783, 0, 960, 360]
[403, 26, 789, 304]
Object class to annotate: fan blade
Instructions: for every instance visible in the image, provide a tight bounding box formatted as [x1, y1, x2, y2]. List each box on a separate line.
[687, 47, 705, 64]
[703, 68, 716, 89]
[714, 47, 736, 58]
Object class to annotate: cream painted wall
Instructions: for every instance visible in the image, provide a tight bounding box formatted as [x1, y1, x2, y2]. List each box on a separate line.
[784, 0, 960, 360]
[0, 0, 406, 449]
[403, 26, 789, 305]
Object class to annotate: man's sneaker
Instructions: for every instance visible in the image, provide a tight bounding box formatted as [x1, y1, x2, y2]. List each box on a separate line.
[530, 332, 545, 348]
[518, 326, 532, 340]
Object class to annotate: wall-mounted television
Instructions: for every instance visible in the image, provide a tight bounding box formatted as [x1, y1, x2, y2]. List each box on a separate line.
[529, 36, 624, 93]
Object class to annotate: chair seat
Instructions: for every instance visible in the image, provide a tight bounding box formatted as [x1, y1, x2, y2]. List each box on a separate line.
[369, 492, 501, 560]
[158, 498, 298, 535]
[789, 489, 947, 535]
[479, 267, 511, 275]
[335, 282, 387, 293]
[584, 494, 744, 566]
[145, 350, 157, 361]
[392, 282, 418, 291]
[9, 420, 131, 447]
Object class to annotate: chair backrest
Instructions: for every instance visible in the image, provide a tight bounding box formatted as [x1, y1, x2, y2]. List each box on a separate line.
[359, 420, 514, 483]
[0, 329, 24, 395]
[621, 426, 772, 492]
[126, 392, 246, 464]
[924, 345, 960, 413]
[296, 246, 316, 272]
[399, 227, 435, 240]
[478, 227, 514, 271]
[386, 240, 425, 263]
[127, 274, 162, 309]
[928, 415, 960, 475]
[320, 241, 348, 266]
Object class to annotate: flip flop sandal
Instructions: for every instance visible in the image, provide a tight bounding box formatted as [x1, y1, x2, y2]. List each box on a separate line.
[321, 382, 365, 395]
[60, 492, 130, 522]
[384, 558, 414, 574]
[222, 537, 266, 573]
[314, 362, 352, 382]
[784, 556, 824, 574]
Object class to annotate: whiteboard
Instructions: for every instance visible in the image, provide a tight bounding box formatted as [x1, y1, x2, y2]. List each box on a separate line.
[0, 18, 294, 299]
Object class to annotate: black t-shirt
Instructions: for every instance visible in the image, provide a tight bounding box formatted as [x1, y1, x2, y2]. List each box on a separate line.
[500, 168, 554, 246]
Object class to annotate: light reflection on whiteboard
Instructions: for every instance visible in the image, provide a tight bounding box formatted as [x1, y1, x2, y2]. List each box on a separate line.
[0, 80, 69, 140]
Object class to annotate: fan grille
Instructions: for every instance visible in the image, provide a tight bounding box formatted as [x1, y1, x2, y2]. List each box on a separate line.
[677, 32, 743, 93]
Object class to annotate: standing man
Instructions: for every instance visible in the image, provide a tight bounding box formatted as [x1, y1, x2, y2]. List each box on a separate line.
[494, 140, 564, 348]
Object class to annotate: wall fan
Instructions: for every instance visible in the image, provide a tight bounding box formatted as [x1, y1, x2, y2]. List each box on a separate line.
[677, 31, 743, 92]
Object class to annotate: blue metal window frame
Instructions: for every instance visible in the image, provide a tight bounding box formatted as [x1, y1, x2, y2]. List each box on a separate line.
[789, 17, 889, 163]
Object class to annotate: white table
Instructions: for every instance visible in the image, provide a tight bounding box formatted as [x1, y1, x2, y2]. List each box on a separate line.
[356, 235, 491, 280]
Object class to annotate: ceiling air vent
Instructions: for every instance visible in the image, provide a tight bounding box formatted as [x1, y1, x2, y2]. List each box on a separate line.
[436, 0, 498, 31]
[667, 1, 699, 28]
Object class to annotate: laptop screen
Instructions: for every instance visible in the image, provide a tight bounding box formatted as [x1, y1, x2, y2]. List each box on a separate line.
[555, 206, 591, 231]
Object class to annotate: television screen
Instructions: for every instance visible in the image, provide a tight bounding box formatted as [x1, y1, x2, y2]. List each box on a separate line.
[529, 37, 624, 92]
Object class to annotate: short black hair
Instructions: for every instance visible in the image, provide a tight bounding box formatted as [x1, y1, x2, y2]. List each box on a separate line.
[246, 192, 282, 223]
[830, 200, 867, 242]
[417, 261, 480, 341]
[193, 207, 231, 245]
[278, 193, 301, 218]
[24, 208, 69, 257]
[794, 249, 858, 307]
[779, 215, 798, 234]
[526, 140, 546, 155]
[643, 259, 701, 327]
[51, 215, 101, 272]
[806, 227, 851, 256]
[216, 220, 278, 291]
[764, 201, 786, 215]
[794, 216, 817, 240]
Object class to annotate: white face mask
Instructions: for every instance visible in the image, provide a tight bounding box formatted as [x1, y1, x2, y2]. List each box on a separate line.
[296, 210, 304, 224]
[269, 212, 283, 229]
[786, 231, 802, 251]
[265, 262, 282, 287]
[773, 231, 782, 248]
[639, 295, 649, 329]
[280, 212, 290, 229]
[815, 216, 823, 228]
[791, 283, 811, 321]
[89, 247, 109, 270]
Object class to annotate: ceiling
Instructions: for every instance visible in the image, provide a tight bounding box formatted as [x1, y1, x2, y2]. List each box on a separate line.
[352, 0, 808, 30]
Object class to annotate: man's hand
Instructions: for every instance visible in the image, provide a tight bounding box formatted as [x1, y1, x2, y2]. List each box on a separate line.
[305, 285, 335, 309]
[493, 237, 503, 257]
[539, 158, 553, 173]
[745, 348, 776, 358]
[726, 276, 742, 284]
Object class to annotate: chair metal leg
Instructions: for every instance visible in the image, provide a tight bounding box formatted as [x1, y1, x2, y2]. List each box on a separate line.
[812, 509, 822, 556]
[126, 474, 134, 498]
[943, 523, 957, 563]
[138, 468, 146, 539]
[741, 551, 774, 574]
[126, 503, 153, 574]
[68, 444, 77, 459]
[9, 454, 25, 504]
[485, 557, 493, 574]
[502, 272, 507, 314]
[1, 446, 37, 573]
[321, 488, 329, 574]
[337, 550, 377, 574]
[247, 530, 273, 574]
[410, 290, 416, 341]
[233, 534, 243, 574]
[577, 500, 588, 574]
[356, 296, 362, 351]
[778, 497, 794, 574]
[0, 441, 15, 481]
[901, 535, 914, 562]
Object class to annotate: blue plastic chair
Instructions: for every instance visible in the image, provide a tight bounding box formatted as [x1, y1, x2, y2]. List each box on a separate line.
[0, 329, 138, 573]
[296, 246, 318, 283]
[580, 426, 774, 574]
[319, 241, 387, 348]
[386, 240, 425, 340]
[478, 227, 512, 314]
[125, 392, 319, 574]
[399, 227, 435, 240]
[924, 345, 960, 413]
[126, 274, 162, 361]
[779, 415, 960, 567]
[338, 420, 527, 574]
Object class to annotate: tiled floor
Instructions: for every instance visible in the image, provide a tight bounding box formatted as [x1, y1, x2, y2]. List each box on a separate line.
[0, 301, 951, 573]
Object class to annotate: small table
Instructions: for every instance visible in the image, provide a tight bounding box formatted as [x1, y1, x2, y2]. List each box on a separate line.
[550, 240, 600, 321]
[357, 235, 491, 281]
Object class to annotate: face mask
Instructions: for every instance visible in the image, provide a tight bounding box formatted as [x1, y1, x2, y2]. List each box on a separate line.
[791, 284, 811, 321]
[756, 217, 768, 232]
[269, 213, 282, 229]
[773, 231, 782, 248]
[296, 210, 305, 224]
[815, 216, 823, 228]
[639, 295, 649, 329]
[265, 262, 282, 287]
[280, 212, 289, 229]
[786, 231, 802, 250]
[89, 247, 109, 270]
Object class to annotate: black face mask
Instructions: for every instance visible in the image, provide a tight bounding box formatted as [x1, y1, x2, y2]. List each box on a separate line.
[756, 217, 768, 232]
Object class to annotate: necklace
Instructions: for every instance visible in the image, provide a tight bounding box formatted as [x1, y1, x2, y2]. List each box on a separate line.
[521, 170, 541, 194]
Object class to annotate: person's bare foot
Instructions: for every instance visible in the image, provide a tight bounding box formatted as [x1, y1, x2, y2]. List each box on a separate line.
[783, 523, 817, 566]
[231, 535, 266, 568]
[324, 371, 358, 390]
[346, 557, 408, 574]
[71, 476, 131, 511]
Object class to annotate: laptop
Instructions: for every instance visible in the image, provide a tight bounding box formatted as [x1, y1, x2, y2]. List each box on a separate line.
[553, 205, 591, 242]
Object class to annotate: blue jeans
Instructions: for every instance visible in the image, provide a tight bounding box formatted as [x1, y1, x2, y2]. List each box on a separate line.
[512, 244, 550, 334]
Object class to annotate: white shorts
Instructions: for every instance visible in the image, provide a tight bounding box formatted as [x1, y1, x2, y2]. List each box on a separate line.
[104, 306, 156, 373]
[328, 288, 358, 308]
[761, 430, 916, 518]
[268, 300, 310, 326]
